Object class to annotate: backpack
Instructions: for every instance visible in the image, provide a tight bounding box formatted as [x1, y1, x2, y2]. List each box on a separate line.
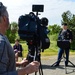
[18, 13, 38, 41]
[39, 26, 50, 50]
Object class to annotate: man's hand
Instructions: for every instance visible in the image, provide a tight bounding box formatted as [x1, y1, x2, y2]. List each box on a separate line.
[25, 61, 40, 74]
[20, 58, 28, 67]
[18, 61, 40, 75]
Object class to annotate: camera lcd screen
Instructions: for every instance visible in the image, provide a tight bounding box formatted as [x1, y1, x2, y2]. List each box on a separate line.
[32, 5, 44, 12]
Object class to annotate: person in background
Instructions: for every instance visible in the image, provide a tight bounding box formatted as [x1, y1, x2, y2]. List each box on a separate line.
[55, 23, 73, 67]
[0, 2, 39, 75]
[13, 39, 23, 61]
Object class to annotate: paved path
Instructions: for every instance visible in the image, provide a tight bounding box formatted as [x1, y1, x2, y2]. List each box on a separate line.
[30, 55, 75, 75]
[18, 55, 75, 75]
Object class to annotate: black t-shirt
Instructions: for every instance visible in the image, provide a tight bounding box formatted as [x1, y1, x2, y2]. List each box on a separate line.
[58, 29, 73, 41]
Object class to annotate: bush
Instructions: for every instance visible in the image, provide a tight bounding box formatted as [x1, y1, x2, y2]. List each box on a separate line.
[6, 29, 16, 43]
[71, 40, 75, 50]
[50, 34, 58, 41]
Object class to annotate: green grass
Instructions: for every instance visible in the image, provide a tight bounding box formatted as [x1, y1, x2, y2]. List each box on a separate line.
[11, 40, 75, 57]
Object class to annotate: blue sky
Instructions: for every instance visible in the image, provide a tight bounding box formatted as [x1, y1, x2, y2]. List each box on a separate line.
[65, 0, 75, 2]
[0, 0, 75, 25]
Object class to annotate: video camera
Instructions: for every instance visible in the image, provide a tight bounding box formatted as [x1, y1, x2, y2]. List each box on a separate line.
[18, 5, 50, 50]
[18, 5, 50, 74]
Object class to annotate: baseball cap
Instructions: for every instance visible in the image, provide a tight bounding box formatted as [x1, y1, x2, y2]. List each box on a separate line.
[62, 23, 67, 26]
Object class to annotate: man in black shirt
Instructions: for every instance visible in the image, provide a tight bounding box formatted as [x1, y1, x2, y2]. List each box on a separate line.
[55, 23, 73, 66]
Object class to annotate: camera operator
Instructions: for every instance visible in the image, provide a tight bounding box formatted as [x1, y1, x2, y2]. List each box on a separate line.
[0, 2, 39, 75]
[55, 23, 73, 67]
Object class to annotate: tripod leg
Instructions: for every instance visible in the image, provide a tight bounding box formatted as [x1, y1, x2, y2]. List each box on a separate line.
[64, 65, 67, 74]
[63, 55, 67, 74]
[64, 57, 75, 67]
[38, 63, 43, 75]
[40, 62, 43, 75]
[35, 72, 37, 75]
[51, 57, 62, 67]
[68, 60, 75, 67]
[34, 60, 43, 75]
[39, 67, 42, 75]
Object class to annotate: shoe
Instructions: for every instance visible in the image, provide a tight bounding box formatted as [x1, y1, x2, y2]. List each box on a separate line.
[65, 64, 68, 67]
[65, 62, 68, 67]
[54, 64, 59, 67]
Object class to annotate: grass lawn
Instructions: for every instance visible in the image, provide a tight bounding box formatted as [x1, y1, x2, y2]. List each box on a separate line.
[11, 41, 75, 57]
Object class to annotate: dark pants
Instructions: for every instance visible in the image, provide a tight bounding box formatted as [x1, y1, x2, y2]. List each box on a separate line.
[57, 48, 69, 65]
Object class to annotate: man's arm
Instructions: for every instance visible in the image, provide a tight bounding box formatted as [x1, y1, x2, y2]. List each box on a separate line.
[16, 58, 28, 67]
[18, 61, 40, 75]
[0, 41, 39, 75]
[16, 58, 40, 75]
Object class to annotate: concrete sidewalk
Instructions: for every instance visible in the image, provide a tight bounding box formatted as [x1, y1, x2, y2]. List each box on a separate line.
[30, 55, 75, 75]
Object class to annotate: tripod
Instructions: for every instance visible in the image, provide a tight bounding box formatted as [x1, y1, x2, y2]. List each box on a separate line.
[27, 44, 43, 75]
[51, 49, 75, 74]
[35, 54, 43, 75]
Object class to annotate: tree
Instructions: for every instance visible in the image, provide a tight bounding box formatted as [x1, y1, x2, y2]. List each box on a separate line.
[11, 22, 18, 33]
[5, 22, 18, 43]
[62, 10, 72, 24]
[48, 24, 61, 35]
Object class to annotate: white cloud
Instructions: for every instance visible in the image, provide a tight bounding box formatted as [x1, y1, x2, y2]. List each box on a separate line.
[0, 0, 75, 25]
